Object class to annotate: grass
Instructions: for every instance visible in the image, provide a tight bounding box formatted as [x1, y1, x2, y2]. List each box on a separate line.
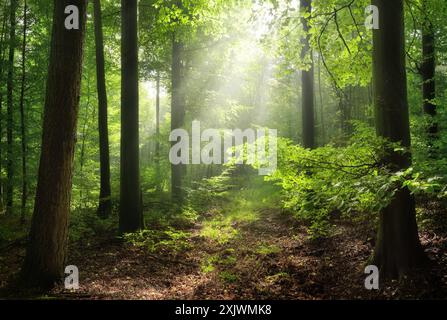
[256, 243, 281, 256]
[200, 175, 281, 245]
[219, 271, 239, 283]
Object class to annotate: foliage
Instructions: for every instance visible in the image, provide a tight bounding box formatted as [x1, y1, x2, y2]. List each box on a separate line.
[124, 227, 192, 255]
[268, 124, 394, 238]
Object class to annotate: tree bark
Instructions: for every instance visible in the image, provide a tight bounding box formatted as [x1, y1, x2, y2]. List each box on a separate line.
[155, 70, 161, 190]
[317, 54, 325, 145]
[94, 0, 112, 219]
[0, 3, 7, 213]
[155, 71, 160, 165]
[120, 0, 142, 233]
[20, 0, 87, 289]
[19, 0, 28, 224]
[371, 0, 426, 279]
[171, 34, 185, 203]
[6, 0, 18, 214]
[420, 3, 437, 142]
[300, 0, 315, 149]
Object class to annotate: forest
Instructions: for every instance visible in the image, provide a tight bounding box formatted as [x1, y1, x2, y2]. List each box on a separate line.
[0, 0, 447, 301]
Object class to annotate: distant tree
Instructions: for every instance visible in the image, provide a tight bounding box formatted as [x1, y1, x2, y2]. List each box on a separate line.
[171, 33, 185, 203]
[420, 0, 437, 142]
[300, 0, 315, 149]
[93, 0, 112, 219]
[155, 70, 161, 175]
[19, 0, 29, 223]
[0, 3, 8, 213]
[6, 0, 18, 214]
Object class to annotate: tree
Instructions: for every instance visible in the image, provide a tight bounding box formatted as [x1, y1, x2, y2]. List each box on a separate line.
[19, 0, 28, 224]
[371, 0, 426, 278]
[20, 0, 88, 288]
[6, 0, 18, 214]
[120, 0, 142, 233]
[300, 0, 315, 149]
[0, 2, 8, 213]
[155, 70, 161, 184]
[420, 0, 437, 142]
[171, 34, 185, 203]
[93, 0, 112, 219]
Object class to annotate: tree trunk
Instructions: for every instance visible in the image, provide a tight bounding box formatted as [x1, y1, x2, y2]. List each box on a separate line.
[420, 4, 437, 143]
[120, 0, 142, 233]
[6, 0, 18, 215]
[78, 71, 93, 205]
[371, 0, 426, 279]
[0, 3, 7, 213]
[19, 0, 28, 224]
[155, 71, 160, 165]
[94, 0, 112, 219]
[171, 35, 185, 203]
[300, 0, 315, 149]
[155, 70, 161, 190]
[317, 54, 325, 145]
[20, 0, 87, 289]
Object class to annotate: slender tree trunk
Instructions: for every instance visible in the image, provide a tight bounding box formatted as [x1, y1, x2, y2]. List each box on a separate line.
[300, 0, 315, 149]
[20, 0, 87, 289]
[155, 70, 161, 190]
[78, 71, 93, 205]
[171, 34, 185, 203]
[6, 0, 18, 215]
[0, 3, 7, 213]
[420, 5, 437, 143]
[19, 0, 28, 224]
[155, 71, 160, 164]
[120, 0, 142, 233]
[317, 54, 325, 145]
[371, 0, 426, 279]
[94, 0, 112, 218]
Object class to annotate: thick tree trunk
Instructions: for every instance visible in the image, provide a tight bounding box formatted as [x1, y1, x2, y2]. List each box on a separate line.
[300, 0, 315, 149]
[171, 35, 185, 203]
[6, 0, 18, 214]
[120, 0, 142, 233]
[371, 0, 426, 279]
[94, 0, 112, 219]
[19, 0, 28, 224]
[20, 0, 87, 289]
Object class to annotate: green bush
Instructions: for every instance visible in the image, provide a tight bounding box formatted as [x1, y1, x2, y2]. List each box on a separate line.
[268, 124, 398, 238]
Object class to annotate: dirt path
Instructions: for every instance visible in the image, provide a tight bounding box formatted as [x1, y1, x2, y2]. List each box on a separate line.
[42, 207, 375, 300]
[2, 191, 447, 299]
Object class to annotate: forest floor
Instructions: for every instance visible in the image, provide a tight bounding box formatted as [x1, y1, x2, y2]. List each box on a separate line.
[1, 180, 447, 300]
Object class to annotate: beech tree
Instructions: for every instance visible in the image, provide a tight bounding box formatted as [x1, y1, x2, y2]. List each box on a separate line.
[300, 0, 315, 149]
[20, 0, 88, 288]
[93, 0, 112, 219]
[120, 0, 142, 233]
[420, 0, 437, 142]
[371, 0, 426, 278]
[0, 3, 7, 214]
[19, 0, 28, 224]
[6, 0, 18, 214]
[170, 34, 185, 203]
